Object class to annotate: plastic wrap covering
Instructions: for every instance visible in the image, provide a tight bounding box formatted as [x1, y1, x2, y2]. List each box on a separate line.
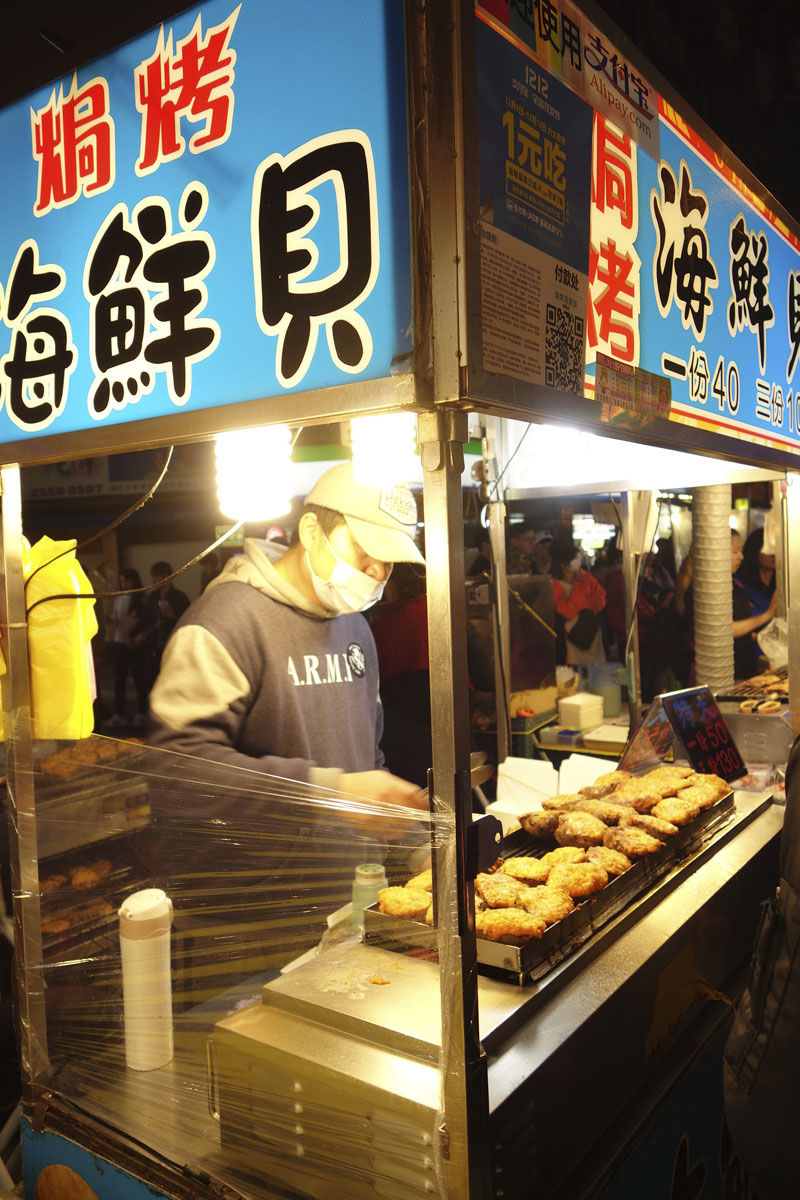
[11, 736, 451, 1200]
[692, 484, 734, 691]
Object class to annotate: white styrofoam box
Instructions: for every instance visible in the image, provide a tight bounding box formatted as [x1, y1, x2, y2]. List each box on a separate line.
[558, 692, 604, 730]
[582, 725, 630, 749]
[495, 756, 558, 810]
[557, 753, 620, 794]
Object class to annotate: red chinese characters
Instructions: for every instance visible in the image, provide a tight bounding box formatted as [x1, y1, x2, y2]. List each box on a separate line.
[31, 76, 115, 216]
[587, 114, 641, 365]
[135, 7, 240, 176]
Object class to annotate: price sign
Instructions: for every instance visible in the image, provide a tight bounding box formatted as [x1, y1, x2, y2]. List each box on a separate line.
[619, 699, 675, 774]
[660, 687, 746, 782]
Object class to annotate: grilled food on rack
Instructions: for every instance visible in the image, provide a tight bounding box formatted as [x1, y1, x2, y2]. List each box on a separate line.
[617, 811, 679, 838]
[377, 886, 431, 920]
[70, 866, 101, 890]
[586, 845, 631, 876]
[475, 908, 547, 944]
[676, 773, 729, 799]
[578, 783, 616, 800]
[651, 796, 701, 825]
[41, 874, 68, 894]
[602, 826, 663, 857]
[546, 860, 608, 898]
[541, 793, 584, 812]
[516, 885, 574, 923]
[575, 797, 635, 824]
[609, 783, 662, 811]
[594, 770, 631, 787]
[500, 857, 551, 885]
[475, 872, 526, 908]
[519, 811, 560, 838]
[671, 784, 720, 810]
[540, 846, 587, 868]
[405, 869, 433, 892]
[554, 812, 608, 848]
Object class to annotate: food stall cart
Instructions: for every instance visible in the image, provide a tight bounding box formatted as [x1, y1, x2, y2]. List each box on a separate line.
[0, 2, 798, 1200]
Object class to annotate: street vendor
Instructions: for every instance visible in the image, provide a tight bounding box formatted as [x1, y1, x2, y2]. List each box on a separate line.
[147, 463, 428, 824]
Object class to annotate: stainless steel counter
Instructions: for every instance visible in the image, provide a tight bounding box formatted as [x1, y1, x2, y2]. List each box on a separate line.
[43, 792, 782, 1200]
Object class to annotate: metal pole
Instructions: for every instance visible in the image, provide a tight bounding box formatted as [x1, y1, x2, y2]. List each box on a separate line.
[0, 466, 50, 1102]
[620, 493, 642, 729]
[419, 410, 490, 1200]
[785, 473, 800, 737]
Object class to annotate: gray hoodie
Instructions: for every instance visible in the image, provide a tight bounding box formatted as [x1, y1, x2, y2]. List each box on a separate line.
[148, 538, 384, 791]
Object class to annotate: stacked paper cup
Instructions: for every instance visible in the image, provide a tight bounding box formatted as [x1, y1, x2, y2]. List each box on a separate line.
[119, 888, 174, 1071]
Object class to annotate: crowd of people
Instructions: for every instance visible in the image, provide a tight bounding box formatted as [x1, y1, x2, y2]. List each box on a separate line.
[471, 517, 778, 702]
[95, 504, 779, 736]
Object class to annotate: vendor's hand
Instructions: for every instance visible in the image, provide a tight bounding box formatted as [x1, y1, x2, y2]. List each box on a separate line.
[766, 591, 778, 619]
[339, 770, 428, 837]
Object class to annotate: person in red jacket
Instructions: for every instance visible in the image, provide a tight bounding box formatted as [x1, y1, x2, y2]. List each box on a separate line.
[552, 541, 607, 666]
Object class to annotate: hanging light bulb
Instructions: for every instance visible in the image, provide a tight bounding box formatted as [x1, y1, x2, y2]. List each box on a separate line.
[350, 413, 420, 488]
[215, 425, 293, 520]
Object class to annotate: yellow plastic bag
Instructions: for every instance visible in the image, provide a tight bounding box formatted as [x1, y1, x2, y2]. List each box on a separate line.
[24, 536, 98, 740]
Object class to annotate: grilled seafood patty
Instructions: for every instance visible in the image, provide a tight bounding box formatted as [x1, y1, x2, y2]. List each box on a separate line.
[500, 856, 551, 885]
[476, 908, 546, 943]
[602, 826, 663, 857]
[540, 846, 587, 868]
[576, 797, 637, 824]
[554, 811, 608, 848]
[608, 784, 661, 811]
[651, 796, 700, 825]
[541, 793, 584, 812]
[617, 811, 679, 837]
[586, 845, 631, 876]
[378, 887, 431, 920]
[475, 872, 526, 908]
[516, 885, 575, 923]
[546, 861, 608, 898]
[519, 810, 560, 838]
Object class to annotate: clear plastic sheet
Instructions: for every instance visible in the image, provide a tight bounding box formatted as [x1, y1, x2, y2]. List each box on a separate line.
[8, 735, 450, 1200]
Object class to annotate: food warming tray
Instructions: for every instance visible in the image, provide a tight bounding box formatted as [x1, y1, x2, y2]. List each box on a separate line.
[364, 791, 734, 984]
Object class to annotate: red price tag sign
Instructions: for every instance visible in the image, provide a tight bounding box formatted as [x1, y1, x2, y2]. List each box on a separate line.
[661, 687, 746, 782]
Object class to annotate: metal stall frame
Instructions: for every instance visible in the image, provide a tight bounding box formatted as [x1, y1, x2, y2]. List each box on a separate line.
[1, 3, 800, 1200]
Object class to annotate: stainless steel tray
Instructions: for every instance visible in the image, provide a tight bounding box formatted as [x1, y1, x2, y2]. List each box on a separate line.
[364, 792, 734, 983]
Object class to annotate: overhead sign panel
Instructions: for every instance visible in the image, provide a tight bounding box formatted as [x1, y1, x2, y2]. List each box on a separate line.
[0, 0, 411, 450]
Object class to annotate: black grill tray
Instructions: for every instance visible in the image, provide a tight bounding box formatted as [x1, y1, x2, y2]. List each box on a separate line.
[364, 791, 734, 984]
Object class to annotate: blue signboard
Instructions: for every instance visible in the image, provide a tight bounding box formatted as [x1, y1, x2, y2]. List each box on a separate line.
[586, 103, 800, 458]
[0, 0, 411, 448]
[635, 117, 800, 456]
[23, 1119, 173, 1200]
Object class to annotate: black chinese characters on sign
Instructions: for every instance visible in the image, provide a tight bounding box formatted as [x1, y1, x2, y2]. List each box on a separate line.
[661, 687, 746, 782]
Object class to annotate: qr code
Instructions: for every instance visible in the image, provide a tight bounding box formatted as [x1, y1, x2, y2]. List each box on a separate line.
[545, 303, 584, 394]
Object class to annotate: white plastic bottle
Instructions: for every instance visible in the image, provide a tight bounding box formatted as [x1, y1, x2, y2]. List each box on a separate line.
[119, 888, 174, 1071]
[351, 863, 387, 930]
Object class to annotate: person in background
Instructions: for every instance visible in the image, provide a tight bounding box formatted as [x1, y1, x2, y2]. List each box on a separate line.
[736, 526, 776, 616]
[468, 532, 493, 578]
[370, 563, 431, 789]
[506, 520, 538, 575]
[552, 540, 606, 666]
[683, 531, 777, 681]
[531, 530, 553, 574]
[131, 562, 190, 709]
[199, 550, 221, 593]
[103, 567, 146, 729]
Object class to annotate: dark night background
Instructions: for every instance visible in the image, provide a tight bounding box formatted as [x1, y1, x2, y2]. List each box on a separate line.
[0, 1, 798, 217]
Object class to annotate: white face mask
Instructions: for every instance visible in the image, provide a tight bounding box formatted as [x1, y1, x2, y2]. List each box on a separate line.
[569, 555, 582, 572]
[306, 531, 387, 614]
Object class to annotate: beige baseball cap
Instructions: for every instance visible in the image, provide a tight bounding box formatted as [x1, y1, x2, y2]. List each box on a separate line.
[305, 463, 424, 564]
